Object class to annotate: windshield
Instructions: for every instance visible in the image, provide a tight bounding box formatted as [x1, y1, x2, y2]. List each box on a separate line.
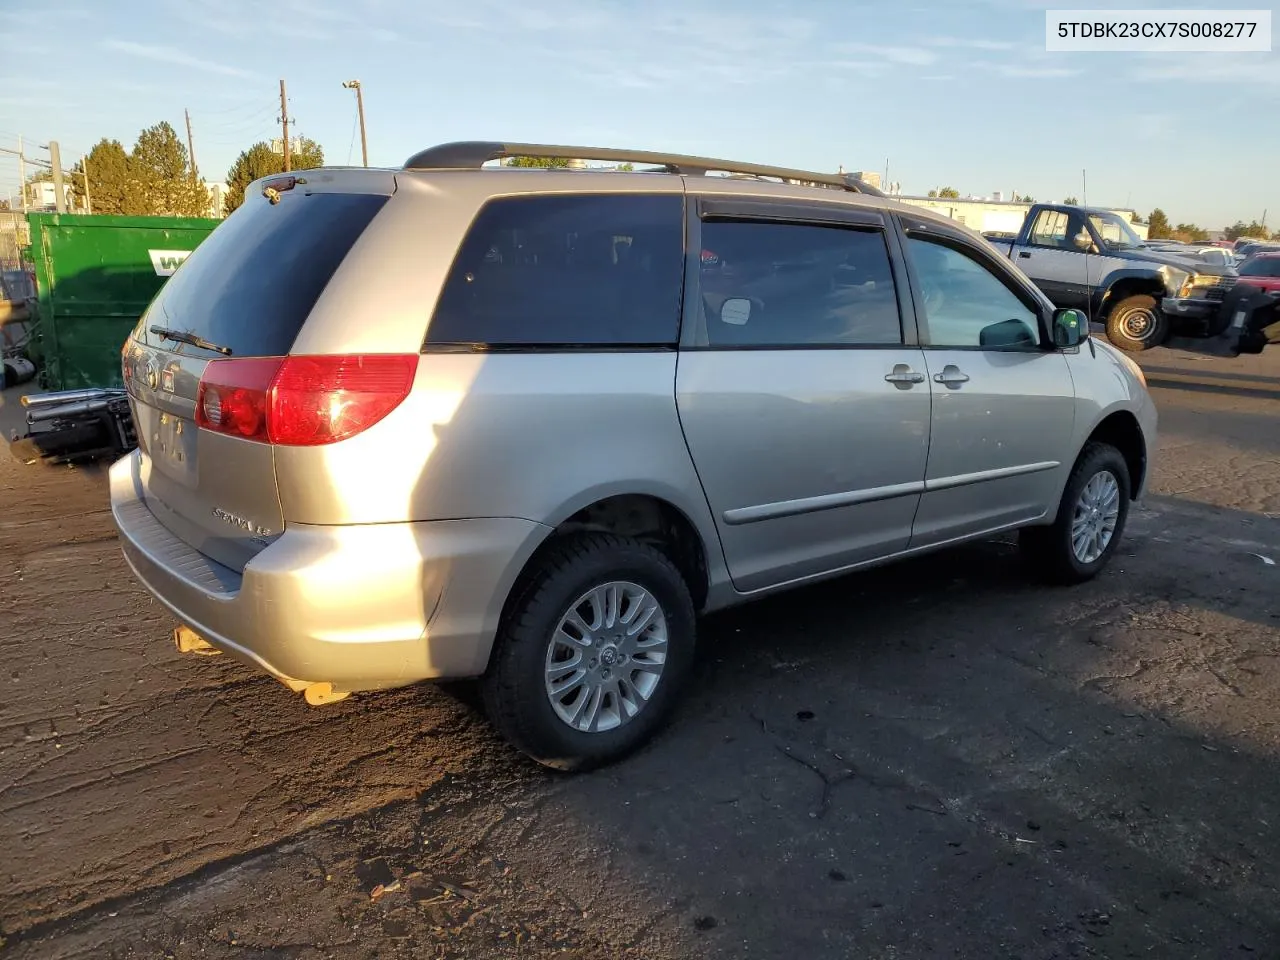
[1239, 257, 1280, 278]
[1088, 212, 1144, 250]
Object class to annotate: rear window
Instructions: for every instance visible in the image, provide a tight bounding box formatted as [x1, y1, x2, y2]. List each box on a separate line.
[426, 194, 685, 347]
[136, 191, 388, 357]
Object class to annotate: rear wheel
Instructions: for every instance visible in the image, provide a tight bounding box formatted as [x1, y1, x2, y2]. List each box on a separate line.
[481, 533, 696, 771]
[1105, 294, 1168, 351]
[1021, 442, 1131, 584]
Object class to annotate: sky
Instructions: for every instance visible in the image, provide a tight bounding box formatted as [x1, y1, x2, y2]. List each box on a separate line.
[1, 0, 1277, 228]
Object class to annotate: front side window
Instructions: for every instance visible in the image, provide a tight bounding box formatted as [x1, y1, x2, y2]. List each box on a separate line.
[696, 220, 902, 347]
[907, 235, 1041, 349]
[427, 194, 685, 347]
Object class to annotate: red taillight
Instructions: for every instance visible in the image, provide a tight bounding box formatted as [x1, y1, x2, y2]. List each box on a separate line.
[195, 357, 281, 441]
[195, 354, 417, 446]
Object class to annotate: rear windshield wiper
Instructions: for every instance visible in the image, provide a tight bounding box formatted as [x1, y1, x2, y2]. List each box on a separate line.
[149, 325, 233, 356]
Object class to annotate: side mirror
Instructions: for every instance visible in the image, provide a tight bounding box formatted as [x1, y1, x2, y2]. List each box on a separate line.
[1072, 232, 1099, 254]
[1053, 308, 1088, 347]
[720, 297, 751, 326]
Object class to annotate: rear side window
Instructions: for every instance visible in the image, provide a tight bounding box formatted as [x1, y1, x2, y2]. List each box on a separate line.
[138, 192, 388, 357]
[696, 220, 902, 347]
[427, 194, 685, 347]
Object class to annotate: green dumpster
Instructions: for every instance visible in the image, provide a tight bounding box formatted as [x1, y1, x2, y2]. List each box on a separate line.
[27, 213, 221, 390]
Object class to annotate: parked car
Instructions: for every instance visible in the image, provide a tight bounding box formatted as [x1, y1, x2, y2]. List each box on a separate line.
[1234, 252, 1280, 295]
[111, 142, 1158, 770]
[986, 205, 1236, 351]
[1237, 241, 1280, 261]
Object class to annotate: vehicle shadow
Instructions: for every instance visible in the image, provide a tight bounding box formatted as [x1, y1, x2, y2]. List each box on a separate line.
[535, 521, 1280, 957]
[1141, 364, 1280, 386]
[1145, 376, 1280, 401]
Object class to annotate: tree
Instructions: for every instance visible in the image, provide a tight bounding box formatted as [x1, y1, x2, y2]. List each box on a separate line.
[617, 162, 634, 172]
[504, 156, 570, 167]
[1224, 219, 1268, 241]
[1064, 196, 1079, 205]
[927, 189, 938, 198]
[1146, 208, 1173, 239]
[223, 137, 325, 215]
[1020, 195, 1034, 204]
[938, 186, 960, 199]
[68, 138, 142, 215]
[1174, 222, 1209, 243]
[131, 121, 209, 217]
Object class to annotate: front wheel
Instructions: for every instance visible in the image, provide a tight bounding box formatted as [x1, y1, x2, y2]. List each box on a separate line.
[1021, 442, 1131, 584]
[1105, 294, 1168, 351]
[481, 533, 696, 771]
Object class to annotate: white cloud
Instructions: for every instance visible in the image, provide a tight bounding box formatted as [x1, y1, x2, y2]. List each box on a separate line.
[836, 42, 939, 66]
[925, 36, 1017, 51]
[103, 40, 261, 78]
[1130, 56, 1280, 85]
[971, 59, 1080, 78]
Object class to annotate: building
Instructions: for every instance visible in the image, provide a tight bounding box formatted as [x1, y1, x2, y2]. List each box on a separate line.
[894, 194, 1149, 240]
[849, 170, 882, 190]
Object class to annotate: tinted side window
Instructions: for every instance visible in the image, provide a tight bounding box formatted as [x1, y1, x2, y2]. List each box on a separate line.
[1241, 258, 1280, 278]
[907, 236, 1040, 349]
[696, 220, 901, 347]
[139, 192, 388, 358]
[427, 194, 684, 347]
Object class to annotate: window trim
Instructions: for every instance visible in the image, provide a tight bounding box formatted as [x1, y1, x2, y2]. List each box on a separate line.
[895, 214, 1054, 352]
[422, 191, 687, 353]
[680, 199, 915, 351]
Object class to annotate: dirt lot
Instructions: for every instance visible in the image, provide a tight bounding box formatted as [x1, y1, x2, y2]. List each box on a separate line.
[2, 346, 1278, 959]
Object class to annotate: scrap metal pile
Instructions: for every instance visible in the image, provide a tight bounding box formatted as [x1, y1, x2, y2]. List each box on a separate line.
[8, 388, 137, 465]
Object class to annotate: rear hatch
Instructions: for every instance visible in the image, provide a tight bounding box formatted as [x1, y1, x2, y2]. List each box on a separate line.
[122, 175, 392, 571]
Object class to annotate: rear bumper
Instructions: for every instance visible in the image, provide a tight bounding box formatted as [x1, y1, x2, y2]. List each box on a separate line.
[109, 451, 548, 691]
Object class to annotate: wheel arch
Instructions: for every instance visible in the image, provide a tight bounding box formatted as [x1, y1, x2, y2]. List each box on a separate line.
[1078, 408, 1148, 499]
[1095, 270, 1166, 320]
[490, 488, 719, 673]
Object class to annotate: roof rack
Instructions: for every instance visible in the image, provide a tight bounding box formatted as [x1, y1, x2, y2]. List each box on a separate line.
[401, 141, 885, 197]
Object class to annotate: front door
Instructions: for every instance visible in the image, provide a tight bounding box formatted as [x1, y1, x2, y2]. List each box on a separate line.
[898, 221, 1078, 548]
[1013, 207, 1093, 310]
[676, 200, 931, 593]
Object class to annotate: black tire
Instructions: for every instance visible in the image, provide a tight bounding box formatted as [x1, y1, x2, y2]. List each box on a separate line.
[481, 533, 696, 772]
[1105, 294, 1168, 352]
[1020, 442, 1131, 585]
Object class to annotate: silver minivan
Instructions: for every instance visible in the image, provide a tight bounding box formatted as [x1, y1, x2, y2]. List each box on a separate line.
[111, 142, 1157, 770]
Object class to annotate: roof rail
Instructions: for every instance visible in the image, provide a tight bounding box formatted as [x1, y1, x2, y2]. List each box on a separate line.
[401, 141, 885, 197]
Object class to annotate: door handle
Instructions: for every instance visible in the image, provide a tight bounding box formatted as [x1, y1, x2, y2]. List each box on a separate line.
[933, 365, 970, 387]
[884, 366, 925, 385]
[1018, 251, 1032, 259]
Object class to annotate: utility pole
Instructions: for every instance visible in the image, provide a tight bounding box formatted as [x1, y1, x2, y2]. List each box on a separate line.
[81, 154, 92, 214]
[343, 80, 368, 167]
[48, 141, 67, 213]
[184, 108, 198, 177]
[279, 79, 291, 172]
[17, 134, 26, 212]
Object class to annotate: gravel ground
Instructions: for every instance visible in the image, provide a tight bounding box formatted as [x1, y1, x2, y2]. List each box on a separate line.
[1, 345, 1278, 959]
